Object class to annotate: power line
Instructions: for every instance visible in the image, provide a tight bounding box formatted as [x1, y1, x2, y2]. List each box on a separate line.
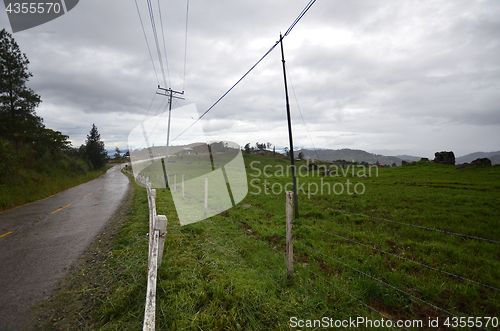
[157, 0, 171, 88]
[284, 0, 316, 37]
[134, 0, 160, 85]
[142, 90, 158, 123]
[171, 0, 318, 142]
[171, 40, 280, 143]
[183, 0, 189, 92]
[285, 63, 321, 161]
[146, 0, 167, 87]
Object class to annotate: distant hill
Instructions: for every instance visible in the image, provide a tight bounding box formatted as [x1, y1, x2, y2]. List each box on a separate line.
[490, 155, 500, 165]
[298, 148, 404, 165]
[456, 151, 500, 164]
[396, 155, 423, 162]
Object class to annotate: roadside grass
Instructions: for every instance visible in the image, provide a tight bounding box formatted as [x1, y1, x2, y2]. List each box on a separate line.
[0, 166, 111, 211]
[30, 155, 500, 330]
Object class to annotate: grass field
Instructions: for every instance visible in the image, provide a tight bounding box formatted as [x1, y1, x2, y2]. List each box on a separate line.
[0, 166, 111, 211]
[31, 154, 500, 330]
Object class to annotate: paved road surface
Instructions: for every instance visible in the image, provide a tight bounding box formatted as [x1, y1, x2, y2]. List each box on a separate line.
[0, 165, 130, 331]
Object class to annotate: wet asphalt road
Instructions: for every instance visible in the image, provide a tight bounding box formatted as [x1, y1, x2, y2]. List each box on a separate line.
[0, 165, 130, 331]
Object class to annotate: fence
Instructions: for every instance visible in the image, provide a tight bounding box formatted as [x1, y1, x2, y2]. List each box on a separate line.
[262, 189, 499, 331]
[135, 174, 168, 331]
[124, 163, 498, 330]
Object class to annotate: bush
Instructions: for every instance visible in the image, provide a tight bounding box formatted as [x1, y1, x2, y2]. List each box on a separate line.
[0, 139, 16, 177]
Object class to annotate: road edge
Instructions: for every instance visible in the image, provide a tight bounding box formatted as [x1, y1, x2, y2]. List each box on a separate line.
[25, 170, 134, 330]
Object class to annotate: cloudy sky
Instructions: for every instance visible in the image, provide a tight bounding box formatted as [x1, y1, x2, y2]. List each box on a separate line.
[1, 0, 499, 158]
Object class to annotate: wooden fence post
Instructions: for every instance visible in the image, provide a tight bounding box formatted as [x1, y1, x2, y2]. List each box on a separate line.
[148, 188, 156, 265]
[143, 228, 159, 331]
[142, 175, 169, 330]
[204, 177, 208, 215]
[286, 191, 294, 278]
[155, 215, 168, 267]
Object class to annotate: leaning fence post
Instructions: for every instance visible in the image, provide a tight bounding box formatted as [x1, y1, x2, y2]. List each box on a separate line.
[286, 191, 294, 278]
[204, 177, 208, 215]
[182, 174, 185, 198]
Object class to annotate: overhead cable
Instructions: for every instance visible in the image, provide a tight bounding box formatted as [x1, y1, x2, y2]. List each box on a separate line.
[134, 0, 160, 85]
[172, 0, 317, 142]
[146, 0, 167, 87]
[183, 0, 190, 92]
[284, 0, 316, 37]
[157, 0, 171, 88]
[286, 63, 321, 161]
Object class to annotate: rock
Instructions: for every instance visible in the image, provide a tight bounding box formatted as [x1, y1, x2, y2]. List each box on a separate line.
[471, 158, 491, 167]
[456, 158, 491, 169]
[433, 151, 455, 165]
[419, 157, 430, 162]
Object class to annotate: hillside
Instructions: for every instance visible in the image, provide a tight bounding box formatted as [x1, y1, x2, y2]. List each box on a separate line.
[396, 154, 423, 162]
[456, 151, 500, 164]
[490, 154, 500, 165]
[31, 153, 500, 329]
[298, 148, 404, 165]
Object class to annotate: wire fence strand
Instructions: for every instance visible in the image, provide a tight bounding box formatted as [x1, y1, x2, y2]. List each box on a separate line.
[295, 220, 500, 292]
[300, 201, 500, 244]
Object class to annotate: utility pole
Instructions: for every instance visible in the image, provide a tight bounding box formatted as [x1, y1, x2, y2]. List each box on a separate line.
[156, 86, 185, 187]
[280, 33, 299, 218]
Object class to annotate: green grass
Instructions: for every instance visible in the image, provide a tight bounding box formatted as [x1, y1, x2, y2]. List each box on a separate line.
[0, 166, 110, 211]
[31, 155, 500, 330]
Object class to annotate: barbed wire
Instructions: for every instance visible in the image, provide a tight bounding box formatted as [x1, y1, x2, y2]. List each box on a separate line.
[294, 240, 462, 319]
[295, 221, 500, 292]
[299, 201, 500, 244]
[299, 265, 411, 331]
[248, 204, 443, 330]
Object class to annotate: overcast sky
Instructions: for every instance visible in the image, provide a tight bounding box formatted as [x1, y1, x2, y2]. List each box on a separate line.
[1, 0, 499, 158]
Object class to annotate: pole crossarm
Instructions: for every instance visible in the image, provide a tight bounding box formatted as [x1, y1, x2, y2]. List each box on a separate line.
[156, 86, 185, 100]
[155, 86, 185, 186]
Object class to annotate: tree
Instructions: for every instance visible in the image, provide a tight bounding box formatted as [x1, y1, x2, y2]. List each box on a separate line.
[298, 151, 304, 160]
[0, 29, 42, 144]
[244, 143, 251, 154]
[114, 147, 121, 159]
[83, 124, 107, 170]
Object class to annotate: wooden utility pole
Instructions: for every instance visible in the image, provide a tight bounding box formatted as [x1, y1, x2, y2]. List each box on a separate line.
[280, 34, 299, 218]
[286, 191, 294, 278]
[157, 86, 184, 187]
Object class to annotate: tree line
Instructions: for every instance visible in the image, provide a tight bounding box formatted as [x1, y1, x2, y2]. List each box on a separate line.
[243, 142, 305, 160]
[0, 28, 108, 178]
